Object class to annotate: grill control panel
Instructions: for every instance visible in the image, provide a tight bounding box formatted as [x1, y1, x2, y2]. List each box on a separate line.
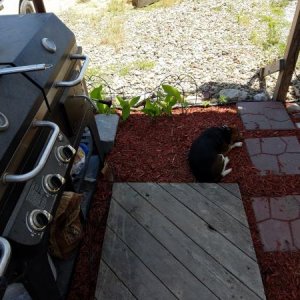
[29, 209, 53, 231]
[3, 131, 74, 246]
[56, 145, 76, 163]
[43, 174, 65, 193]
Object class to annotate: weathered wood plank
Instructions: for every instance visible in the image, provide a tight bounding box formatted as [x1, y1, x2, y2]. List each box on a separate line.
[128, 183, 264, 297]
[102, 227, 177, 300]
[108, 199, 217, 300]
[189, 183, 248, 227]
[95, 260, 136, 300]
[259, 59, 285, 78]
[159, 183, 256, 259]
[219, 183, 242, 199]
[113, 183, 265, 300]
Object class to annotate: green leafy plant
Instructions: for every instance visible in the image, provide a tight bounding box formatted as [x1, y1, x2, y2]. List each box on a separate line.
[156, 85, 178, 115]
[218, 95, 228, 105]
[201, 100, 211, 108]
[116, 96, 140, 121]
[161, 84, 188, 113]
[142, 84, 187, 117]
[142, 100, 162, 117]
[90, 85, 114, 114]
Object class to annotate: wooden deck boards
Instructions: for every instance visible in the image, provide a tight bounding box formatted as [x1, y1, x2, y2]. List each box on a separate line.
[95, 183, 266, 300]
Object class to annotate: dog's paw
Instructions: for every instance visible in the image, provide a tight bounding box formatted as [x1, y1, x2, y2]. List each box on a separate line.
[221, 168, 232, 177]
[224, 156, 230, 164]
[234, 142, 243, 148]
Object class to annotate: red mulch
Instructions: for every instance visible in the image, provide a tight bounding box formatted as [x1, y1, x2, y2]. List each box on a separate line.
[68, 105, 300, 300]
[67, 177, 112, 300]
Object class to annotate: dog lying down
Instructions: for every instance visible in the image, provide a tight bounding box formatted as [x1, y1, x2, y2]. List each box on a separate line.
[188, 125, 243, 182]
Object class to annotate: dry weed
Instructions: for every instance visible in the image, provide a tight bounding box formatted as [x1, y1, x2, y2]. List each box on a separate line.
[101, 17, 125, 50]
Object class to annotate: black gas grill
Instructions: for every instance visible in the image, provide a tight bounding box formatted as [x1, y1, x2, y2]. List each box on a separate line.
[0, 13, 102, 299]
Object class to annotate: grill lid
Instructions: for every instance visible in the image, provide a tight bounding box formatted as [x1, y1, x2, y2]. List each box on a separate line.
[0, 13, 76, 175]
[0, 13, 75, 92]
[0, 73, 44, 175]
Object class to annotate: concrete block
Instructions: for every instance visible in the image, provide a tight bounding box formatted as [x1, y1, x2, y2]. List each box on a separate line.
[95, 114, 119, 156]
[132, 0, 159, 8]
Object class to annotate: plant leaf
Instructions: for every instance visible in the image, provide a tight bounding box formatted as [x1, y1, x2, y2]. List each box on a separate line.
[122, 103, 130, 120]
[162, 85, 181, 100]
[90, 85, 103, 100]
[169, 96, 177, 107]
[116, 96, 126, 108]
[97, 102, 105, 113]
[129, 96, 140, 107]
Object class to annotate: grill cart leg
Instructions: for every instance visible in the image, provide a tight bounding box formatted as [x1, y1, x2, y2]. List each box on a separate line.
[23, 252, 62, 300]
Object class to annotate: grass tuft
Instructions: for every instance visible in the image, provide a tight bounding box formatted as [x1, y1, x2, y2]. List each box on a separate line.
[107, 0, 127, 13]
[244, 0, 290, 58]
[117, 60, 156, 76]
[101, 17, 125, 50]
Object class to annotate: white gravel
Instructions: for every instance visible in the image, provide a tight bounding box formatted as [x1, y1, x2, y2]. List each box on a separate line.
[56, 0, 299, 101]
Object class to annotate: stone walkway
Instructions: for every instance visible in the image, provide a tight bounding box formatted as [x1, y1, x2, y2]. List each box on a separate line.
[237, 101, 300, 252]
[252, 196, 300, 251]
[245, 136, 300, 175]
[237, 102, 295, 130]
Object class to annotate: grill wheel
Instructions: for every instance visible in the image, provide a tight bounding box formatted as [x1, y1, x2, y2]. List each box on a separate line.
[19, 0, 35, 14]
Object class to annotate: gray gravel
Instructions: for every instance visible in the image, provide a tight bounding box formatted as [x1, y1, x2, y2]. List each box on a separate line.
[57, 0, 299, 101]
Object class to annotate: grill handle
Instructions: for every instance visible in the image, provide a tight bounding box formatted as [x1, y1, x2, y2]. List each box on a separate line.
[0, 237, 11, 277]
[0, 64, 52, 76]
[55, 54, 89, 87]
[2, 121, 60, 183]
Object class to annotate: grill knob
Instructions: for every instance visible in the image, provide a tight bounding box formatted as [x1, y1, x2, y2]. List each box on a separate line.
[57, 145, 76, 163]
[44, 174, 65, 193]
[29, 209, 53, 231]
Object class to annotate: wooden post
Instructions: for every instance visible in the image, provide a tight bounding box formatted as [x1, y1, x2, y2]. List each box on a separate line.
[32, 0, 46, 13]
[273, 0, 300, 101]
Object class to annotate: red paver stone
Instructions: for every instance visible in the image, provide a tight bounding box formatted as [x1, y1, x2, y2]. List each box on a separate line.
[245, 138, 261, 155]
[237, 102, 295, 130]
[291, 220, 300, 249]
[282, 136, 300, 152]
[257, 219, 295, 251]
[252, 196, 300, 251]
[270, 196, 300, 220]
[262, 138, 286, 155]
[245, 136, 300, 175]
[252, 197, 270, 221]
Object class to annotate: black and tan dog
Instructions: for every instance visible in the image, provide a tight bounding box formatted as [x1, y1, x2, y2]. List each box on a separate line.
[188, 125, 243, 182]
